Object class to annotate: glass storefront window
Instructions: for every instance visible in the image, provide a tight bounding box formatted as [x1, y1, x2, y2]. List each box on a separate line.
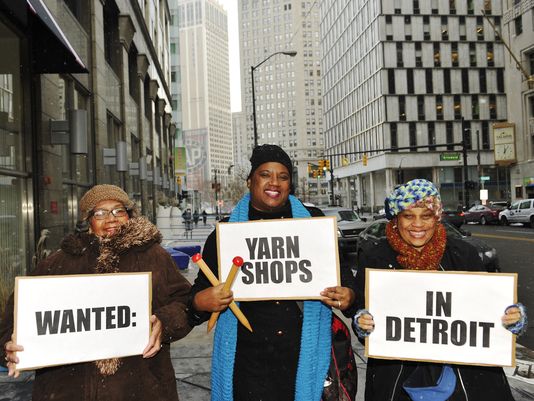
[0, 20, 27, 312]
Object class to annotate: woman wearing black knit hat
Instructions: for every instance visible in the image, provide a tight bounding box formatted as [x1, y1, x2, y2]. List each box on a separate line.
[188, 144, 357, 401]
[1, 184, 192, 401]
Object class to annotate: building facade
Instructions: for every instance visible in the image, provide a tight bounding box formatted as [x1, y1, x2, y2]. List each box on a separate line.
[0, 0, 175, 306]
[501, 0, 534, 200]
[177, 0, 233, 211]
[238, 0, 329, 205]
[320, 0, 509, 211]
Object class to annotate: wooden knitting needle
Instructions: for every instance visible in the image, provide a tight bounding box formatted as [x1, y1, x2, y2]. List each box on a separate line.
[207, 256, 244, 332]
[191, 254, 253, 332]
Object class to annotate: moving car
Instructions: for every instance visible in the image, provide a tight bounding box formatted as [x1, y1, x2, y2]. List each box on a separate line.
[463, 204, 502, 225]
[499, 199, 534, 228]
[441, 209, 465, 228]
[321, 207, 368, 256]
[357, 219, 500, 272]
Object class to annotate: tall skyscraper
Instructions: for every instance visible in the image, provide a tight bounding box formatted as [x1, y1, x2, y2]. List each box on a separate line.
[238, 1, 329, 204]
[178, 0, 233, 206]
[321, 0, 508, 211]
[501, 0, 534, 200]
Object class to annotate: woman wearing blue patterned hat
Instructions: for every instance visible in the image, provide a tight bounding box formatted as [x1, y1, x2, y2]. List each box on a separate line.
[353, 178, 526, 401]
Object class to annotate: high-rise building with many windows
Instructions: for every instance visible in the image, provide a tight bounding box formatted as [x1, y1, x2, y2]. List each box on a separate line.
[501, 0, 534, 200]
[238, 0, 329, 204]
[177, 0, 233, 207]
[320, 0, 509, 211]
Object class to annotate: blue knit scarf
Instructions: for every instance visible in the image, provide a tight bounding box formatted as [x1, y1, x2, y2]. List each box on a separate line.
[210, 193, 332, 401]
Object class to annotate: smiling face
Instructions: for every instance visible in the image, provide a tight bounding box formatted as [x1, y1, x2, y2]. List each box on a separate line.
[396, 207, 438, 250]
[247, 162, 291, 212]
[89, 200, 129, 237]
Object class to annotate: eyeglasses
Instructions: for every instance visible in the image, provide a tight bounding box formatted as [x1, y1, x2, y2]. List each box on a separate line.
[91, 207, 129, 220]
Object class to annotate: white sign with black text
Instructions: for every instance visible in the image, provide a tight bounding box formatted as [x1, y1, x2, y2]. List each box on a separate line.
[366, 269, 516, 367]
[14, 273, 151, 370]
[217, 217, 340, 300]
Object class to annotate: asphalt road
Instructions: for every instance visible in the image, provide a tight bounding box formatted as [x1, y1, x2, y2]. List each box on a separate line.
[462, 222, 534, 349]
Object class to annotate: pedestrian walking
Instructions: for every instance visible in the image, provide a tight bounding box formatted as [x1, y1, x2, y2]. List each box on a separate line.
[187, 144, 356, 401]
[201, 209, 208, 225]
[353, 179, 527, 401]
[182, 208, 193, 238]
[193, 209, 199, 227]
[1, 184, 192, 401]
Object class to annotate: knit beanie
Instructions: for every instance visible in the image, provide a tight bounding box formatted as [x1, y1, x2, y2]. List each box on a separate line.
[247, 144, 293, 180]
[79, 184, 134, 220]
[384, 179, 442, 220]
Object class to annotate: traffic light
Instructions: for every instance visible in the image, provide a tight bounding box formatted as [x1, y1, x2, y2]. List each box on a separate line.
[362, 153, 368, 166]
[312, 170, 318, 178]
[307, 163, 312, 173]
[325, 159, 330, 169]
[318, 159, 325, 170]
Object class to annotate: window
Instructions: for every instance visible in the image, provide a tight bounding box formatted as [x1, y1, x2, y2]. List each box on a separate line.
[128, 44, 139, 100]
[436, 95, 444, 120]
[444, 70, 451, 93]
[415, 42, 422, 67]
[459, 16, 466, 40]
[449, 0, 456, 14]
[463, 120, 472, 150]
[407, 69, 414, 94]
[514, 16, 523, 35]
[428, 122, 436, 150]
[388, 69, 396, 94]
[486, 43, 494, 66]
[391, 123, 398, 150]
[103, 0, 120, 74]
[469, 43, 477, 66]
[423, 16, 430, 40]
[467, 0, 474, 14]
[397, 43, 404, 67]
[413, 0, 420, 14]
[454, 95, 461, 119]
[446, 122, 454, 150]
[462, 69, 469, 93]
[489, 94, 497, 119]
[409, 123, 417, 151]
[426, 69, 433, 93]
[497, 70, 504, 92]
[399, 96, 406, 121]
[476, 17, 484, 40]
[434, 43, 441, 66]
[479, 70, 487, 93]
[451, 43, 459, 67]
[417, 95, 425, 120]
[482, 121, 490, 149]
[441, 16, 448, 40]
[483, 0, 492, 13]
[472, 95, 479, 119]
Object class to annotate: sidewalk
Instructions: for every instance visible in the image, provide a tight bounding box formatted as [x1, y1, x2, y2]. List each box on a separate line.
[1, 215, 533, 400]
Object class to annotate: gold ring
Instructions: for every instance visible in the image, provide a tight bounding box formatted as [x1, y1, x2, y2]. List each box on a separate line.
[337, 300, 341, 309]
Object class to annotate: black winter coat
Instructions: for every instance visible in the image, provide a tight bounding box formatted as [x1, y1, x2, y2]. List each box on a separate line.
[355, 236, 514, 401]
[188, 202, 355, 401]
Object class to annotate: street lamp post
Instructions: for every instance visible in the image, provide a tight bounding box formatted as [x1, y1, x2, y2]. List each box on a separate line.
[251, 51, 297, 148]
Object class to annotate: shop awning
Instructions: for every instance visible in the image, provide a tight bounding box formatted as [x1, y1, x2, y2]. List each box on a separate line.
[26, 0, 88, 73]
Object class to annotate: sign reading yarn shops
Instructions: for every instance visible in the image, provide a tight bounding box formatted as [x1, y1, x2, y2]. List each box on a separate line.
[217, 217, 340, 300]
[365, 269, 517, 367]
[14, 273, 151, 370]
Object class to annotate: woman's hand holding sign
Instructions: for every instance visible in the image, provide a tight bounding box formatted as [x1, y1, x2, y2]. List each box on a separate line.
[142, 315, 163, 358]
[4, 335, 23, 378]
[320, 286, 355, 311]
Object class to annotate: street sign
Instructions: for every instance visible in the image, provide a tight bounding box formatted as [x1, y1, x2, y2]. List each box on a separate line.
[480, 176, 490, 181]
[440, 153, 460, 161]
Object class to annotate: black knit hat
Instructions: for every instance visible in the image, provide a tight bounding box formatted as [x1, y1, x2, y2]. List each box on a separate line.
[248, 144, 293, 180]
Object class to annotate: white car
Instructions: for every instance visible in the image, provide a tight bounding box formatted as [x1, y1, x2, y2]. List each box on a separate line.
[499, 199, 534, 228]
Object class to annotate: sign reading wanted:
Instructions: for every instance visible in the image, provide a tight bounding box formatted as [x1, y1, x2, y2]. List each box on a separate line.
[366, 269, 517, 367]
[14, 273, 151, 370]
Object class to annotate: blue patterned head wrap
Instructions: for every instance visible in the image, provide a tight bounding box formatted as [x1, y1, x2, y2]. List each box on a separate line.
[385, 179, 442, 220]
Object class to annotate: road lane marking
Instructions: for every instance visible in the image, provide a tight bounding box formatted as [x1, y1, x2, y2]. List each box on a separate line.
[496, 230, 534, 235]
[473, 233, 534, 243]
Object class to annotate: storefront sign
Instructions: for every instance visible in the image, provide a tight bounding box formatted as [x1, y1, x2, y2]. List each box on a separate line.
[366, 269, 516, 367]
[440, 153, 460, 161]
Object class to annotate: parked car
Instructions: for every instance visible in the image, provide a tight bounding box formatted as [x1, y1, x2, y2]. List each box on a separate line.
[321, 207, 368, 256]
[499, 199, 534, 228]
[463, 204, 502, 225]
[357, 219, 500, 272]
[441, 209, 465, 228]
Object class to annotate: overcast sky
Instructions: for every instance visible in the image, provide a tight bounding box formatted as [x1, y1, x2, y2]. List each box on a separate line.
[219, 0, 241, 112]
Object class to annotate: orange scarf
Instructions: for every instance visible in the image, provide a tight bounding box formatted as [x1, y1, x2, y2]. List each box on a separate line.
[385, 220, 447, 270]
